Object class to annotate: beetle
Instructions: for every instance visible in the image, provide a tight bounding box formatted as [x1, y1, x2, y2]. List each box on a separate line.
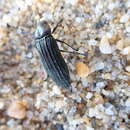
[35, 20, 87, 90]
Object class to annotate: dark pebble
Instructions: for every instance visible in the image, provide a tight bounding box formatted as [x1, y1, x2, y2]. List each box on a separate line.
[54, 124, 64, 130]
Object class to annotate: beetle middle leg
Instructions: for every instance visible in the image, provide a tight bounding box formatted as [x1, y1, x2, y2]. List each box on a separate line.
[59, 49, 88, 57]
[57, 40, 88, 57]
[56, 39, 79, 51]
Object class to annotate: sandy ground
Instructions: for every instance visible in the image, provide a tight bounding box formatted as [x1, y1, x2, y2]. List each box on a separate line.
[0, 0, 130, 129]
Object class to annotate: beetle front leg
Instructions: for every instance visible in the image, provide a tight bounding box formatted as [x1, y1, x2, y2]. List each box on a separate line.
[52, 19, 63, 33]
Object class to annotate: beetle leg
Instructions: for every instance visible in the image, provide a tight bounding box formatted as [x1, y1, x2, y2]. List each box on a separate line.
[39, 61, 48, 80]
[59, 49, 88, 57]
[56, 39, 79, 51]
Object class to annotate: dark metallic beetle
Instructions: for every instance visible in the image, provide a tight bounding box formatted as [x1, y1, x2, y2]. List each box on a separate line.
[35, 20, 72, 89]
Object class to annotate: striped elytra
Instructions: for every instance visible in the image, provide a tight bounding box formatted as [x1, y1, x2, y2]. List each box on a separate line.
[35, 20, 72, 89]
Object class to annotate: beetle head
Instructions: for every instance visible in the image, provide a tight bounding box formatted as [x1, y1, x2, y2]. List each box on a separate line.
[35, 20, 51, 39]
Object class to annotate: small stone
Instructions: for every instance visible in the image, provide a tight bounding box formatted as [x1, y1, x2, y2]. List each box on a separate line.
[123, 38, 130, 46]
[99, 36, 112, 54]
[104, 83, 113, 90]
[0, 27, 8, 38]
[76, 62, 90, 78]
[105, 103, 115, 116]
[96, 82, 106, 88]
[0, 85, 11, 93]
[7, 101, 27, 119]
[126, 26, 130, 33]
[54, 124, 64, 130]
[26, 111, 33, 119]
[86, 127, 94, 130]
[91, 62, 105, 72]
[0, 27, 9, 47]
[109, 33, 119, 44]
[77, 103, 85, 112]
[34, 0, 44, 3]
[2, 14, 12, 26]
[81, 78, 88, 87]
[108, 3, 118, 11]
[0, 101, 4, 109]
[125, 98, 130, 107]
[121, 46, 130, 55]
[52, 85, 61, 95]
[120, 14, 129, 23]
[102, 73, 111, 80]
[44, 0, 52, 3]
[86, 92, 93, 99]
[88, 39, 97, 46]
[26, 52, 33, 58]
[125, 66, 130, 72]
[78, 0, 84, 4]
[39, 109, 49, 121]
[126, 0, 130, 7]
[75, 17, 82, 23]
[105, 107, 114, 115]
[116, 38, 130, 51]
[93, 93, 104, 105]
[76, 125, 87, 130]
[88, 108, 96, 117]
[7, 119, 16, 127]
[68, 106, 77, 116]
[65, 0, 77, 5]
[42, 12, 53, 21]
[116, 40, 124, 50]
[55, 100, 66, 112]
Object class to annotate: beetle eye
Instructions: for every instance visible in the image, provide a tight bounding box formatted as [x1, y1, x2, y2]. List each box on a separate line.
[35, 26, 44, 38]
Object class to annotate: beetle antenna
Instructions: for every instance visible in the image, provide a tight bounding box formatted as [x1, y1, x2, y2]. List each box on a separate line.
[52, 19, 63, 33]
